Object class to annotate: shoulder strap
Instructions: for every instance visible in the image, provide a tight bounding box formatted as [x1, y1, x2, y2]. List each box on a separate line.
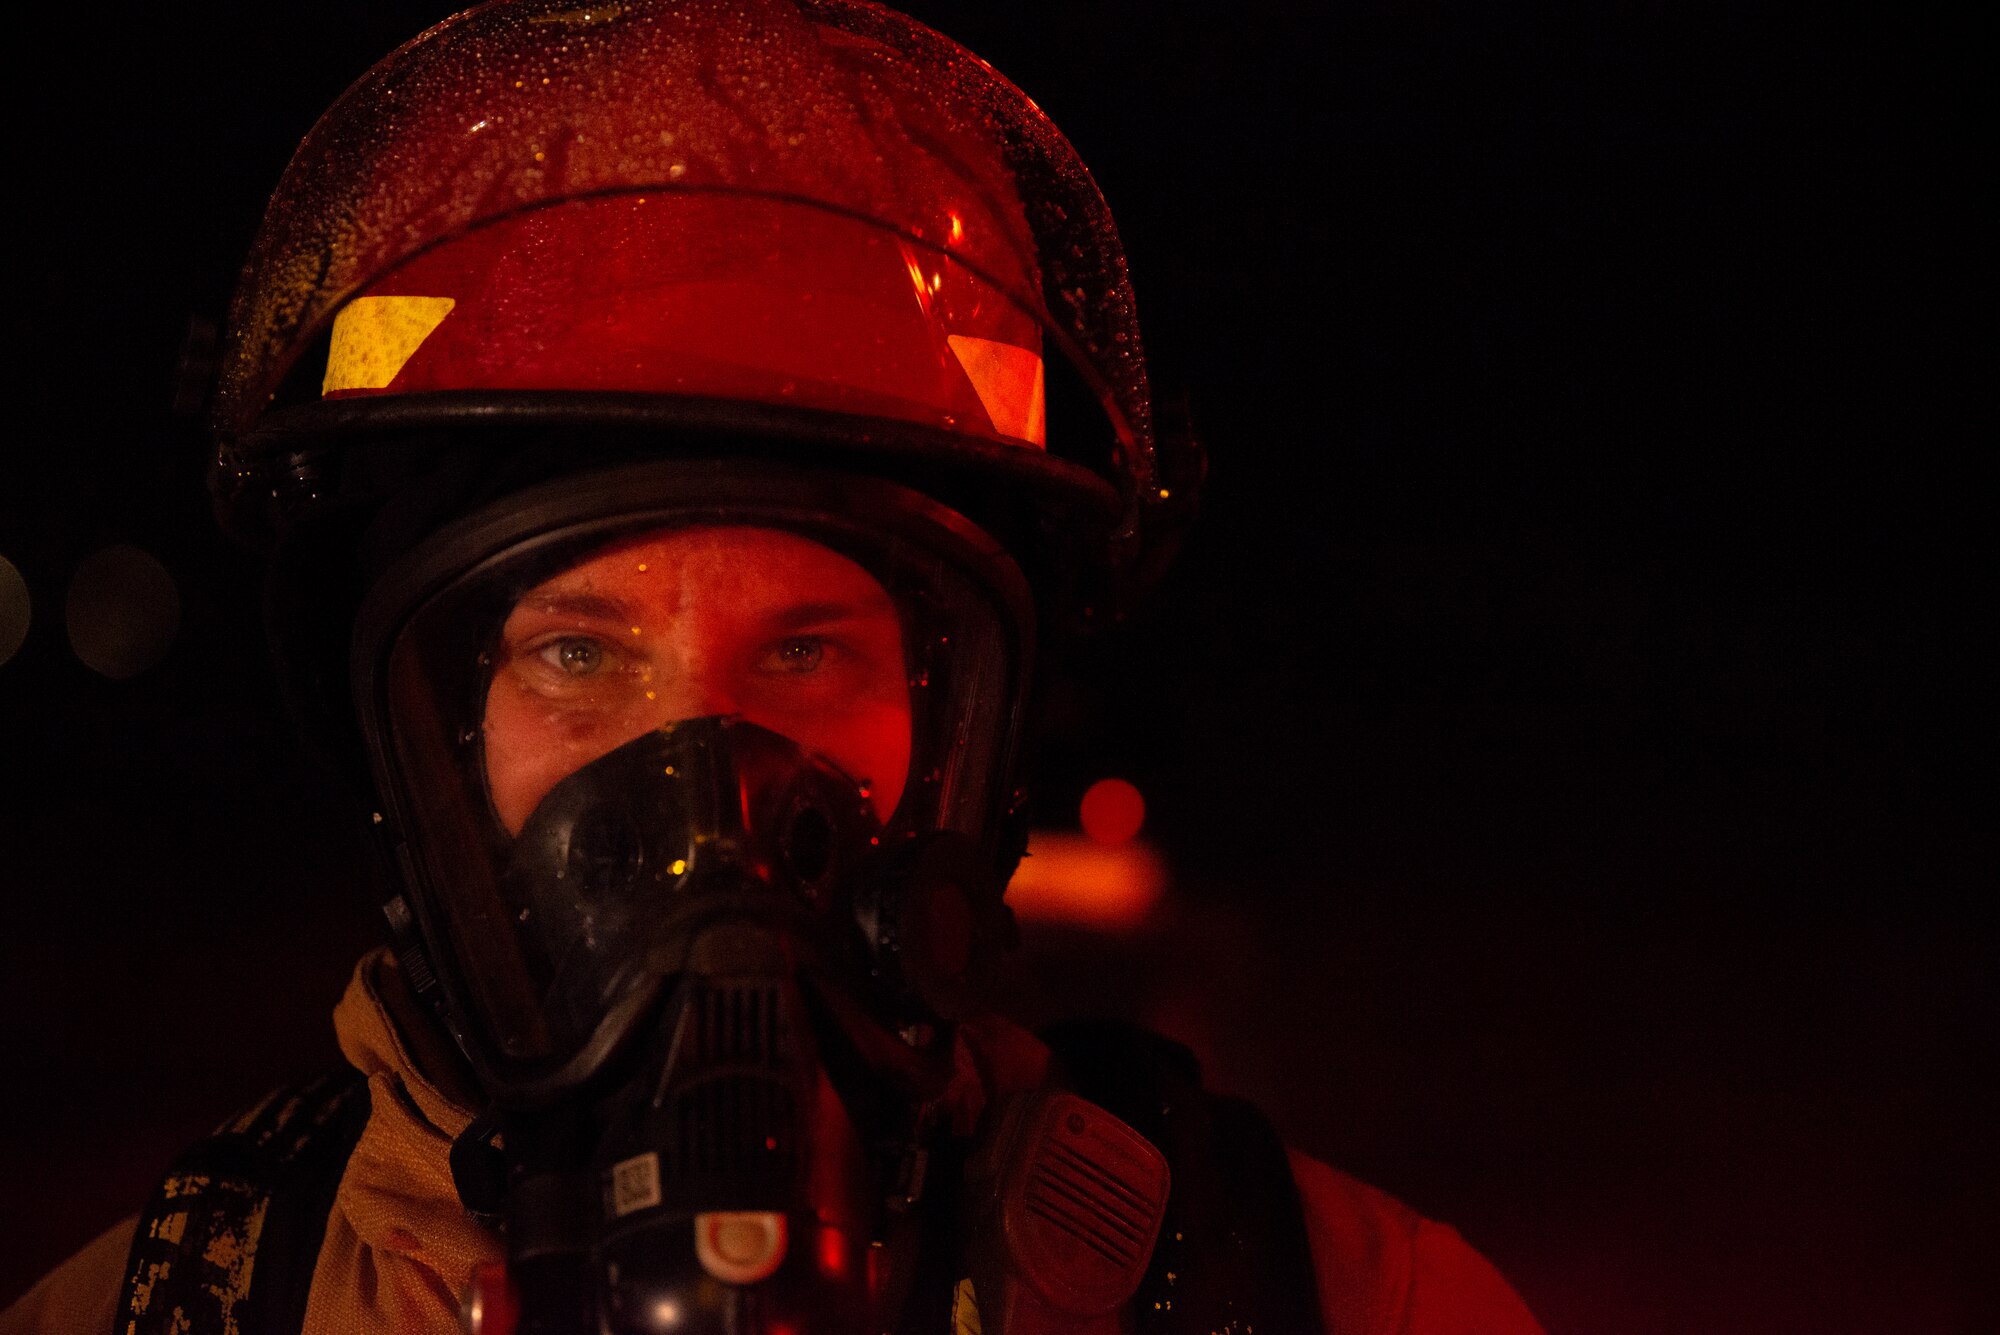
[115, 1068, 370, 1335]
[1042, 1020, 1326, 1335]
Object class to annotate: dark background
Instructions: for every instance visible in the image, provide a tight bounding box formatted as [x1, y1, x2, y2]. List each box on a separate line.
[0, 2, 1982, 1331]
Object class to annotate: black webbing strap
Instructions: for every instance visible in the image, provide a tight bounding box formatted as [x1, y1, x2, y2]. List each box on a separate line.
[115, 1069, 370, 1335]
[111, 1032, 1318, 1334]
[1043, 1021, 1327, 1335]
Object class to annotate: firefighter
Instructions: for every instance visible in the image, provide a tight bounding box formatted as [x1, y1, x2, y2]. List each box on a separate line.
[4, 2, 1540, 1331]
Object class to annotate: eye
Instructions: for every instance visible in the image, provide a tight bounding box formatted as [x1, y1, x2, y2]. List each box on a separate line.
[767, 636, 825, 673]
[537, 636, 608, 676]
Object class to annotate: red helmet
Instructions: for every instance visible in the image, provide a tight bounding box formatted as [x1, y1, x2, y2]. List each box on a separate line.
[214, 5, 1204, 1041]
[213, 0, 1198, 596]
[200, 13, 1219, 1213]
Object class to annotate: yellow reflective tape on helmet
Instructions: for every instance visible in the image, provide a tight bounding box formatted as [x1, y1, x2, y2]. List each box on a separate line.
[323, 296, 456, 393]
[948, 335, 1046, 448]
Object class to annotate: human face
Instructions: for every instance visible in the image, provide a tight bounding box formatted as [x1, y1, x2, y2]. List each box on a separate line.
[482, 526, 912, 836]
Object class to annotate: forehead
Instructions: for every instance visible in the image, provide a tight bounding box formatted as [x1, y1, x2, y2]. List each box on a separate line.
[513, 524, 896, 615]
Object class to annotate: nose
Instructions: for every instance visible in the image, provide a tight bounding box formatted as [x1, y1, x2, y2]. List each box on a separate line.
[643, 663, 739, 730]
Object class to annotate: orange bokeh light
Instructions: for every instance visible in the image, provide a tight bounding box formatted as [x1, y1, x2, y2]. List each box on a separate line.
[1006, 832, 1166, 932]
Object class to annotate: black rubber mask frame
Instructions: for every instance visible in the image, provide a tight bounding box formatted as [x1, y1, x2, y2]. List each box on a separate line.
[351, 461, 1034, 1099]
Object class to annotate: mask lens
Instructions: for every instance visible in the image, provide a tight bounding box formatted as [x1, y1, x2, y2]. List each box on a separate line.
[481, 526, 913, 835]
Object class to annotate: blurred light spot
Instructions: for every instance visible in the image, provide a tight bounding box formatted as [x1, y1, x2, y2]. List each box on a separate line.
[0, 554, 28, 667]
[1080, 777, 1146, 845]
[66, 544, 180, 679]
[1007, 831, 1166, 932]
[817, 1226, 848, 1278]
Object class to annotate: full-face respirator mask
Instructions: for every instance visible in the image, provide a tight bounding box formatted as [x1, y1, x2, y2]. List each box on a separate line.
[349, 464, 1166, 1333]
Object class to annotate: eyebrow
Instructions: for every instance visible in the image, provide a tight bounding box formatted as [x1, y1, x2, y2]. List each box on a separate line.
[518, 591, 635, 622]
[767, 599, 895, 631]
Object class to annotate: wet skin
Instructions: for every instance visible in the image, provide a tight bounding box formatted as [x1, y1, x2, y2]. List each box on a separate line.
[482, 526, 911, 835]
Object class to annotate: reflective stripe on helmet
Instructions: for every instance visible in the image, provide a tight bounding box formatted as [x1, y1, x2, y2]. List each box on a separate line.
[322, 296, 457, 393]
[949, 335, 1047, 448]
